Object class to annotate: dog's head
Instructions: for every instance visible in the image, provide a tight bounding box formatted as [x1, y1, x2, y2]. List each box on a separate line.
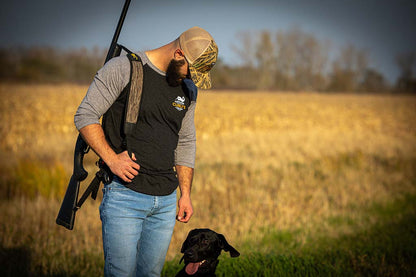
[179, 228, 240, 275]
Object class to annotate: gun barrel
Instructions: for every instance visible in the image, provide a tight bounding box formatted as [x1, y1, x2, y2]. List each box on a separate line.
[105, 0, 132, 63]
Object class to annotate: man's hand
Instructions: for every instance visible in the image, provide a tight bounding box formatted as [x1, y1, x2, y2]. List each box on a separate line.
[79, 124, 140, 183]
[79, 124, 140, 182]
[107, 151, 140, 182]
[177, 195, 193, 223]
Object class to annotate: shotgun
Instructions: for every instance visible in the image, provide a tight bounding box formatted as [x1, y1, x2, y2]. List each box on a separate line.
[56, 0, 132, 230]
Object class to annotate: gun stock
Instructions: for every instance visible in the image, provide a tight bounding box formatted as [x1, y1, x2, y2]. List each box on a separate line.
[56, 135, 89, 230]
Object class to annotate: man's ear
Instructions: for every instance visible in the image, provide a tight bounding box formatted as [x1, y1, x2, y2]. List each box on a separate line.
[174, 48, 185, 59]
[217, 234, 240, 258]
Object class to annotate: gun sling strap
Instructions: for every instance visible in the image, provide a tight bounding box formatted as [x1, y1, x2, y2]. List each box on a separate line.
[76, 52, 144, 210]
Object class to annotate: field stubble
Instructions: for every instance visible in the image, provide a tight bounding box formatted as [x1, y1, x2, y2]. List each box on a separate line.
[0, 84, 415, 275]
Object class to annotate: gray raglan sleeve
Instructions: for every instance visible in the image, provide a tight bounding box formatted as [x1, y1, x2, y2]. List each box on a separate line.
[74, 55, 130, 130]
[174, 101, 197, 168]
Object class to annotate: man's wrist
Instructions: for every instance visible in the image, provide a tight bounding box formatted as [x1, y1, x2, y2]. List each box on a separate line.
[104, 152, 118, 168]
[180, 193, 191, 199]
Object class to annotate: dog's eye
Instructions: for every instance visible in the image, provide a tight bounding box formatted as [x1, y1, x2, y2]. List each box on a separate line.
[201, 239, 209, 246]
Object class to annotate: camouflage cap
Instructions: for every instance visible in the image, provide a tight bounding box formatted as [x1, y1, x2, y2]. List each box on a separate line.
[179, 26, 218, 89]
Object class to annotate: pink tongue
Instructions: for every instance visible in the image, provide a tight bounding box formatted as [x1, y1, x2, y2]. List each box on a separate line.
[185, 262, 200, 275]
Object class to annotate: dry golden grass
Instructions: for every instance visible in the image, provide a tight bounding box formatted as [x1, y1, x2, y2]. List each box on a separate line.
[1, 84, 415, 273]
[0, 84, 84, 167]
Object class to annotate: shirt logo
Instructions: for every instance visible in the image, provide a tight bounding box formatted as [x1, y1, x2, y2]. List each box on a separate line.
[172, 96, 186, 111]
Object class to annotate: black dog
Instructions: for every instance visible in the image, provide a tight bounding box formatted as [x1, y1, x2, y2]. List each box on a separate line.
[176, 228, 240, 276]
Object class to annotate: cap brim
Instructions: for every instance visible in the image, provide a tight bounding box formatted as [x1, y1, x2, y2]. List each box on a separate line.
[189, 66, 211, 89]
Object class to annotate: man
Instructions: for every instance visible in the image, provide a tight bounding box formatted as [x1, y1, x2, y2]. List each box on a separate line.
[74, 26, 218, 277]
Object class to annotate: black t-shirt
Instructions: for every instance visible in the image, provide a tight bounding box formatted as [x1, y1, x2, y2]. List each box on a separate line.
[102, 59, 191, 195]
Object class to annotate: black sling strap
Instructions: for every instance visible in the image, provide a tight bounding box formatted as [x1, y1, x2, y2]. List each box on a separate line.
[76, 52, 144, 209]
[74, 167, 106, 211]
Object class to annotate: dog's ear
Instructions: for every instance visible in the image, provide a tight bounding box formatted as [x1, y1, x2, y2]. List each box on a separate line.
[180, 239, 188, 254]
[181, 229, 199, 253]
[217, 234, 240, 257]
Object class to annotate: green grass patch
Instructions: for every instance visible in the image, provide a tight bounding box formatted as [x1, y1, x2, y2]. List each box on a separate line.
[163, 254, 336, 277]
[163, 194, 416, 276]
[0, 159, 68, 199]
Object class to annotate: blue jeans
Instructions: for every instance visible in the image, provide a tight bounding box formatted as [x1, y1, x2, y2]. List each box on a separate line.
[99, 177, 177, 277]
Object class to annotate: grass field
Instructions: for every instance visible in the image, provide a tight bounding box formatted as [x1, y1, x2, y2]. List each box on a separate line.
[0, 84, 415, 276]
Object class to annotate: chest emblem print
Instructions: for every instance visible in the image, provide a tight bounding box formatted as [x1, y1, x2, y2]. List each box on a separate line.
[172, 96, 186, 111]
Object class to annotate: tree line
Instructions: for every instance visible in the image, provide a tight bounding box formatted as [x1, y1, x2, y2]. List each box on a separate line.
[1, 28, 415, 92]
[0, 46, 106, 84]
[212, 27, 415, 93]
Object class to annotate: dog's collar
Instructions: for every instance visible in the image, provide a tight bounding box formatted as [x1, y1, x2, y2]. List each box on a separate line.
[179, 256, 219, 265]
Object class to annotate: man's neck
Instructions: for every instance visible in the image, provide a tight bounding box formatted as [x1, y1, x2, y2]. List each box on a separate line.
[145, 40, 179, 72]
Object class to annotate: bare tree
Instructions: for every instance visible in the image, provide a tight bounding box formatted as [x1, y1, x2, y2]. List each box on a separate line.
[328, 45, 368, 92]
[395, 52, 416, 92]
[276, 27, 330, 91]
[232, 31, 256, 68]
[360, 68, 388, 92]
[256, 31, 275, 89]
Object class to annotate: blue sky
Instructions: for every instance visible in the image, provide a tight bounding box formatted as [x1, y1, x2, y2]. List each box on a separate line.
[1, 0, 415, 83]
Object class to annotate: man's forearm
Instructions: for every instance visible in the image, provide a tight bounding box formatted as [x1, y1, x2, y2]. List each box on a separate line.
[79, 124, 118, 164]
[176, 165, 194, 197]
[175, 165, 194, 223]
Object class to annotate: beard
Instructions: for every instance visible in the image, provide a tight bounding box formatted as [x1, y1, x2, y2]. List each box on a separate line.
[166, 58, 186, 87]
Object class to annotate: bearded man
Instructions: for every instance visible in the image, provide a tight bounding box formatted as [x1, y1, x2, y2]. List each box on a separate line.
[74, 26, 218, 277]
